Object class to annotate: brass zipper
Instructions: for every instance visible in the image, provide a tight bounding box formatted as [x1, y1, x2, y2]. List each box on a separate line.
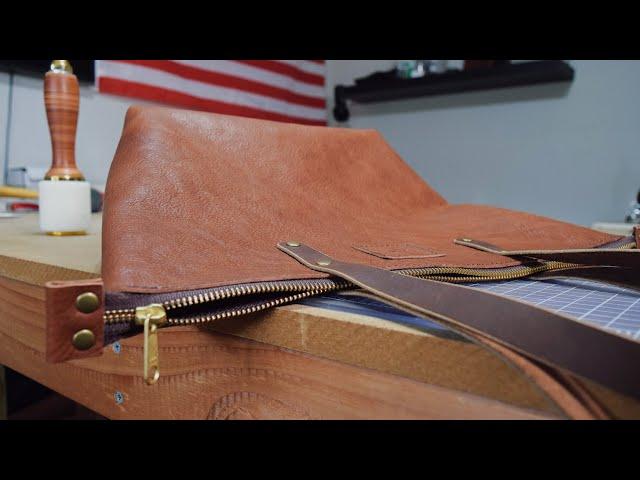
[134, 304, 167, 385]
[104, 278, 350, 324]
[398, 261, 573, 282]
[116, 280, 350, 385]
[110, 239, 636, 384]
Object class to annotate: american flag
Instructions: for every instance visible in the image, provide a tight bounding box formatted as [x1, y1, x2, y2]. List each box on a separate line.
[95, 60, 327, 125]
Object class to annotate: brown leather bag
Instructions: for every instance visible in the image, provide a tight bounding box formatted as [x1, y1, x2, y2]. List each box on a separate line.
[45, 105, 640, 418]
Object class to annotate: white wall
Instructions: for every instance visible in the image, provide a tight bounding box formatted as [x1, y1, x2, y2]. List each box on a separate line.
[325, 60, 640, 226]
[1, 61, 638, 226]
[0, 72, 153, 189]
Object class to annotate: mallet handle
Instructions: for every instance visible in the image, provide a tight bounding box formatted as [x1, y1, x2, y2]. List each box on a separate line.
[44, 60, 83, 180]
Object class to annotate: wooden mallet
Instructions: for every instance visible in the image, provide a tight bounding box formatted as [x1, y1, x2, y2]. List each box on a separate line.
[38, 60, 91, 235]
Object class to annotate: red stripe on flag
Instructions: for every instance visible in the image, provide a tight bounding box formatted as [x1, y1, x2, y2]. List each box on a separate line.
[236, 60, 325, 86]
[98, 77, 326, 126]
[114, 60, 326, 109]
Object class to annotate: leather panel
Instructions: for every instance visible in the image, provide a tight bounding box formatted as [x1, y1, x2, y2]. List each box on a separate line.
[102, 106, 618, 294]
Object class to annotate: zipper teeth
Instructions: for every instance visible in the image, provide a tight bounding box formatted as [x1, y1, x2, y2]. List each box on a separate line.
[100, 264, 558, 324]
[167, 287, 336, 326]
[398, 261, 570, 280]
[103, 309, 136, 323]
[102, 279, 349, 324]
[103, 241, 637, 325]
[163, 279, 343, 310]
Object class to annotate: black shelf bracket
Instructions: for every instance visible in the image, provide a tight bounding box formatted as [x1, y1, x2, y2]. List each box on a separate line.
[333, 60, 575, 122]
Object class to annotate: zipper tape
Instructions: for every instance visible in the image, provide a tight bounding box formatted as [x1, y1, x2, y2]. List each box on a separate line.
[532, 265, 640, 292]
[277, 241, 640, 401]
[44, 237, 638, 384]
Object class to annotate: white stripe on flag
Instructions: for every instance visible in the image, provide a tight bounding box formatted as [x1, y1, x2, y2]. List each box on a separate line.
[174, 60, 326, 99]
[97, 61, 326, 121]
[275, 60, 326, 76]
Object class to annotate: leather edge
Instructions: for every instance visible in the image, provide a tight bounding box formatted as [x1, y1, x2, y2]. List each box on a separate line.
[45, 278, 105, 363]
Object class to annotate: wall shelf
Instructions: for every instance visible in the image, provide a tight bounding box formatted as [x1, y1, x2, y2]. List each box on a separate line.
[333, 60, 575, 122]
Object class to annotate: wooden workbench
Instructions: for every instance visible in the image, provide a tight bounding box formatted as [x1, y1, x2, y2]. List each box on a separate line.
[0, 214, 600, 419]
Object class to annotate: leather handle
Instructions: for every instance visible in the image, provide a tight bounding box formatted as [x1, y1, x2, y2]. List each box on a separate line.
[454, 238, 640, 269]
[278, 242, 640, 401]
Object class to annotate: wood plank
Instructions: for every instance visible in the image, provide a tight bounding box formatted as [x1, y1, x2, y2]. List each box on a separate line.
[209, 304, 558, 412]
[0, 214, 560, 413]
[1, 214, 638, 418]
[0, 274, 551, 419]
[0, 271, 559, 414]
[0, 214, 101, 284]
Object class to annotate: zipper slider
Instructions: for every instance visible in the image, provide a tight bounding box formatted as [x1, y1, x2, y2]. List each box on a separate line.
[134, 304, 167, 385]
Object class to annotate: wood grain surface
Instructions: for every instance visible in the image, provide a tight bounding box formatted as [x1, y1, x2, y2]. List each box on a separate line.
[0, 214, 562, 414]
[0, 274, 552, 419]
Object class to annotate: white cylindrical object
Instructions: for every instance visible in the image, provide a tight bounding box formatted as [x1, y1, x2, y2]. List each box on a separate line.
[38, 180, 91, 234]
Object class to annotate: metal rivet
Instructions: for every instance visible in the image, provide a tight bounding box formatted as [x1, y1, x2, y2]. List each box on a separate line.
[317, 260, 331, 266]
[461, 238, 472, 242]
[114, 391, 124, 405]
[72, 329, 95, 350]
[112, 341, 121, 354]
[286, 241, 300, 247]
[75, 292, 100, 314]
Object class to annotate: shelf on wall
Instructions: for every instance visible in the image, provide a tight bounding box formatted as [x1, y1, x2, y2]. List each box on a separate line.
[332, 60, 575, 122]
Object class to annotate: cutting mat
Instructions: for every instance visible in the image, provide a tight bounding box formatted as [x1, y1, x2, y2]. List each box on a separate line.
[301, 278, 640, 340]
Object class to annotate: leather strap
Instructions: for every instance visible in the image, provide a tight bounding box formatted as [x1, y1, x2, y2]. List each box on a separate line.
[345, 289, 606, 419]
[277, 242, 640, 401]
[455, 237, 640, 290]
[454, 238, 640, 269]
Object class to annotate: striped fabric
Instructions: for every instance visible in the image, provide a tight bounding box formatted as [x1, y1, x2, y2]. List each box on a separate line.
[95, 60, 327, 125]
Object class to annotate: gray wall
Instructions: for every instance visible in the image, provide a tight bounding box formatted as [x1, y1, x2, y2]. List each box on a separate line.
[326, 60, 640, 226]
[1, 60, 638, 226]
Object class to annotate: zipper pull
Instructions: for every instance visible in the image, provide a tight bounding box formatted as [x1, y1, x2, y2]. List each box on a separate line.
[135, 304, 167, 385]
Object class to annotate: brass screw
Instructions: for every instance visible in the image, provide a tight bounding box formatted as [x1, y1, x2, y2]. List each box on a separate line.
[75, 292, 100, 314]
[72, 329, 95, 350]
[317, 260, 331, 266]
[286, 241, 301, 247]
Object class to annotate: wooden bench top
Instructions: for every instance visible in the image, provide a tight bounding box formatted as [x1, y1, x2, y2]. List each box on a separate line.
[0, 213, 567, 419]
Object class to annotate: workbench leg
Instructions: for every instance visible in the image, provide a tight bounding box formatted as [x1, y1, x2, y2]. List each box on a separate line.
[0, 365, 6, 420]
